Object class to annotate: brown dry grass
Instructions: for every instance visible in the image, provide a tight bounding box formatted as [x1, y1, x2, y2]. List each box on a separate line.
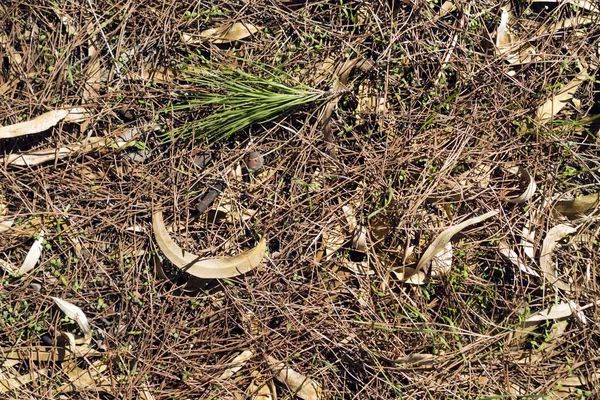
[1, 0, 600, 399]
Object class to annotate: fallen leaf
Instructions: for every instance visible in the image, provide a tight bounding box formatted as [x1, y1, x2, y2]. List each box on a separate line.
[247, 375, 273, 400]
[52, 297, 92, 344]
[539, 224, 578, 292]
[531, 0, 599, 14]
[19, 231, 44, 274]
[351, 225, 367, 252]
[430, 241, 452, 277]
[319, 224, 346, 261]
[267, 356, 323, 400]
[1, 135, 134, 167]
[521, 225, 535, 259]
[0, 219, 14, 233]
[495, 7, 535, 65]
[63, 107, 90, 124]
[406, 210, 498, 280]
[152, 210, 266, 279]
[56, 360, 113, 394]
[0, 369, 47, 393]
[554, 193, 599, 219]
[0, 345, 102, 362]
[0, 110, 69, 139]
[536, 70, 588, 122]
[219, 350, 253, 379]
[525, 301, 576, 324]
[505, 167, 536, 203]
[498, 241, 539, 277]
[187, 22, 260, 44]
[393, 353, 437, 368]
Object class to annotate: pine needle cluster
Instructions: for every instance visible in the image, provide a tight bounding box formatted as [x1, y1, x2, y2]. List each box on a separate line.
[163, 64, 332, 143]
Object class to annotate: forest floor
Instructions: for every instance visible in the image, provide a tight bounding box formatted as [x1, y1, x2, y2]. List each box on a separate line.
[1, 1, 600, 399]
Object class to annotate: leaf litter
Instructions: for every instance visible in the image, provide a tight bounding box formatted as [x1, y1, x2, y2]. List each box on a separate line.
[2, 1, 600, 398]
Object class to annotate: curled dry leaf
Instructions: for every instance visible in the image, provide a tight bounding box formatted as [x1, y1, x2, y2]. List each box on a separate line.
[536, 69, 588, 122]
[539, 224, 578, 292]
[554, 192, 599, 219]
[185, 22, 260, 44]
[152, 210, 266, 279]
[498, 241, 539, 277]
[504, 167, 536, 204]
[430, 241, 452, 277]
[0, 109, 69, 139]
[19, 231, 44, 274]
[405, 210, 499, 281]
[351, 225, 367, 252]
[52, 297, 92, 344]
[219, 350, 253, 380]
[267, 356, 323, 400]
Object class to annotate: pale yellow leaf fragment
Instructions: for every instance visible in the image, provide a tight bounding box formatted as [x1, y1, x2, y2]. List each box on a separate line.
[539, 224, 578, 292]
[554, 193, 599, 219]
[536, 70, 588, 122]
[525, 302, 577, 324]
[0, 136, 132, 167]
[0, 110, 69, 139]
[55, 360, 113, 394]
[185, 22, 260, 44]
[267, 356, 323, 400]
[0, 369, 47, 393]
[219, 350, 253, 379]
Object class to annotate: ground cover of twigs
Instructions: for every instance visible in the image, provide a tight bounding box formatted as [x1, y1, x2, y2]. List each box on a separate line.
[1, 0, 600, 399]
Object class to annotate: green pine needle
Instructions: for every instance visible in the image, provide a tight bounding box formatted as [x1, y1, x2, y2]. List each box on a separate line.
[162, 64, 333, 144]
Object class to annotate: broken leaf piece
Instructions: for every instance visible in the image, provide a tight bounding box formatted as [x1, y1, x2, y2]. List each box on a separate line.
[1, 135, 135, 167]
[19, 231, 44, 274]
[152, 210, 266, 279]
[499, 241, 539, 277]
[539, 224, 578, 292]
[189, 22, 260, 44]
[495, 7, 535, 65]
[52, 297, 92, 344]
[0, 109, 69, 139]
[267, 356, 322, 400]
[55, 359, 114, 394]
[0, 369, 47, 393]
[554, 193, 599, 219]
[536, 70, 588, 122]
[219, 350, 253, 379]
[525, 302, 576, 324]
[247, 373, 273, 400]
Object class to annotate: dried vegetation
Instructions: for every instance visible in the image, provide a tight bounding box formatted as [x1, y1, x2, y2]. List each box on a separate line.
[1, 0, 600, 398]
